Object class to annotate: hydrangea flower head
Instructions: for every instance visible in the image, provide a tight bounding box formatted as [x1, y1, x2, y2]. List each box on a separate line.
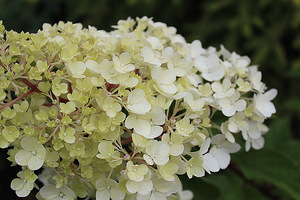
[0, 17, 276, 200]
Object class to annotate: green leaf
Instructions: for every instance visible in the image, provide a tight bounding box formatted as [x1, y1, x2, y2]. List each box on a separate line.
[264, 117, 290, 148]
[284, 98, 300, 114]
[180, 175, 220, 200]
[244, 184, 269, 200]
[277, 140, 300, 166]
[233, 149, 300, 200]
[202, 170, 244, 200]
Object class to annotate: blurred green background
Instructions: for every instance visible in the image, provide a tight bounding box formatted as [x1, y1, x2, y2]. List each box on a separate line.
[1, 0, 300, 199]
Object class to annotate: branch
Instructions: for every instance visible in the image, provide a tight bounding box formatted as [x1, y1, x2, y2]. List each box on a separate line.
[18, 78, 41, 93]
[0, 88, 34, 111]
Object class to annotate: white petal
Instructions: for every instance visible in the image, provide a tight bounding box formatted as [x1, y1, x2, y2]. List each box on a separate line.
[147, 36, 163, 50]
[138, 180, 153, 195]
[202, 153, 220, 172]
[221, 141, 241, 153]
[222, 107, 236, 117]
[170, 144, 184, 156]
[60, 186, 76, 198]
[190, 40, 203, 59]
[251, 137, 265, 150]
[120, 52, 131, 65]
[21, 137, 38, 151]
[96, 189, 111, 200]
[125, 115, 137, 129]
[144, 126, 163, 139]
[235, 99, 246, 111]
[40, 185, 59, 199]
[248, 126, 261, 139]
[128, 100, 151, 115]
[15, 150, 32, 166]
[200, 138, 211, 155]
[211, 134, 225, 145]
[265, 89, 278, 100]
[150, 192, 167, 200]
[86, 60, 100, 74]
[213, 149, 230, 169]
[225, 131, 235, 143]
[228, 123, 238, 133]
[110, 187, 125, 200]
[159, 84, 177, 95]
[11, 179, 24, 191]
[28, 156, 44, 170]
[16, 183, 33, 197]
[143, 154, 153, 165]
[126, 181, 138, 194]
[135, 119, 151, 137]
[154, 156, 169, 166]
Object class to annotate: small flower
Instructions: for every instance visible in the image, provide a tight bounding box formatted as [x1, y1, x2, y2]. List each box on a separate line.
[15, 137, 46, 170]
[59, 127, 76, 144]
[140, 46, 161, 66]
[52, 78, 68, 96]
[254, 89, 277, 118]
[158, 161, 178, 181]
[113, 52, 135, 73]
[96, 178, 125, 200]
[103, 97, 122, 118]
[184, 92, 205, 112]
[65, 61, 86, 78]
[60, 102, 76, 115]
[162, 133, 184, 156]
[219, 91, 246, 117]
[143, 140, 170, 166]
[211, 78, 235, 99]
[175, 118, 194, 137]
[194, 54, 225, 81]
[39, 184, 76, 200]
[127, 88, 151, 115]
[186, 157, 204, 178]
[11, 172, 35, 197]
[210, 134, 241, 169]
[2, 126, 19, 143]
[151, 67, 177, 95]
[126, 161, 149, 182]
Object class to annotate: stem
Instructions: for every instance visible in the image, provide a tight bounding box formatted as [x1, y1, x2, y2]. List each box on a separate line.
[68, 82, 72, 93]
[18, 78, 41, 93]
[0, 88, 34, 111]
[121, 137, 132, 145]
[107, 168, 114, 179]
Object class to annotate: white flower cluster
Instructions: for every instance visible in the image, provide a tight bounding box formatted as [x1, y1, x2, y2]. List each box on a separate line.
[0, 17, 277, 199]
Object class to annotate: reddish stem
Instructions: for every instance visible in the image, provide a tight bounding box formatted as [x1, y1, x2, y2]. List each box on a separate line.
[105, 82, 119, 92]
[121, 137, 132, 145]
[18, 78, 41, 93]
[50, 93, 69, 104]
[68, 82, 73, 93]
[0, 89, 34, 110]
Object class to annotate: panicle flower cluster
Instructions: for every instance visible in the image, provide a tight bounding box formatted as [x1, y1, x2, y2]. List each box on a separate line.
[0, 17, 277, 199]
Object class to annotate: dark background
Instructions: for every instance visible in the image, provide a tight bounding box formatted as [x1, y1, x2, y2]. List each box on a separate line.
[1, 0, 300, 199]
